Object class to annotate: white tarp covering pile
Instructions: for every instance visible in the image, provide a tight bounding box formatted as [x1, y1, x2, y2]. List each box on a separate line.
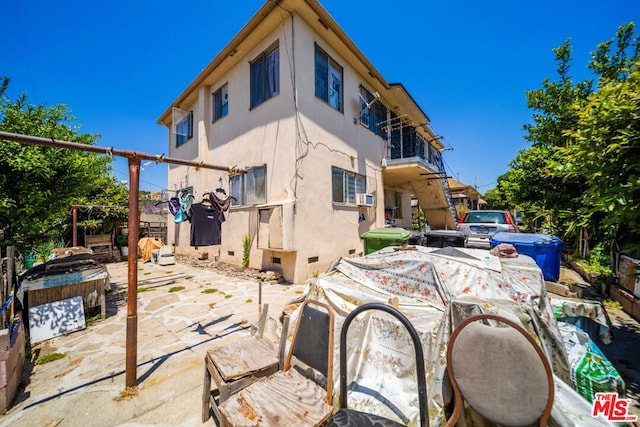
[290, 245, 613, 426]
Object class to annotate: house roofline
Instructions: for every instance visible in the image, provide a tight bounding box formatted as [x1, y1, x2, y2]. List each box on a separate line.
[157, 0, 279, 126]
[157, 0, 432, 133]
[388, 82, 430, 124]
[448, 177, 483, 198]
[303, 0, 390, 91]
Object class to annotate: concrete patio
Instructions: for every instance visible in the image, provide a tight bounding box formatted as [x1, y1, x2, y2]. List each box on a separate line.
[3, 260, 307, 426]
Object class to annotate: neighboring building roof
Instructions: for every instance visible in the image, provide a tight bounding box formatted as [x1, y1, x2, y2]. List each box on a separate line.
[156, 0, 443, 149]
[447, 178, 482, 200]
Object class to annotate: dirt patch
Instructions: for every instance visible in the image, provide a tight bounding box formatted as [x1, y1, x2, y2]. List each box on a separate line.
[175, 255, 287, 284]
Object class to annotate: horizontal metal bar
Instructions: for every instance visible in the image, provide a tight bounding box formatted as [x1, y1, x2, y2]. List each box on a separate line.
[0, 131, 244, 173]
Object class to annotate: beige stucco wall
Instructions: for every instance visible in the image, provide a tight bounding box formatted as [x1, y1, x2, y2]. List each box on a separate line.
[166, 14, 395, 283]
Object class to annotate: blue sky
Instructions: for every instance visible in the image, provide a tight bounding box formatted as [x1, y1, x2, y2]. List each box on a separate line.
[2, 0, 637, 192]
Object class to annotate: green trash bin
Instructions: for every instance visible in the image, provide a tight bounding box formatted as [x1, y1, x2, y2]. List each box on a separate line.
[361, 227, 411, 255]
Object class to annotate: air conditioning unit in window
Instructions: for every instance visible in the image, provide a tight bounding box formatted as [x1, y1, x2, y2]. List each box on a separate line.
[356, 193, 375, 207]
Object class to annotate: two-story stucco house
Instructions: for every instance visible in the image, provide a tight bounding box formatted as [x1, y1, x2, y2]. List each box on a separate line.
[157, 0, 457, 283]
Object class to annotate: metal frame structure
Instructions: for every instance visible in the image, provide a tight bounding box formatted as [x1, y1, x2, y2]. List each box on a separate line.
[0, 130, 243, 388]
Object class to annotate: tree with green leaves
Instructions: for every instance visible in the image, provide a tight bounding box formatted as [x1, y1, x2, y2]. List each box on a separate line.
[482, 186, 508, 211]
[558, 23, 640, 256]
[510, 40, 592, 239]
[0, 77, 128, 251]
[524, 40, 593, 149]
[493, 23, 639, 259]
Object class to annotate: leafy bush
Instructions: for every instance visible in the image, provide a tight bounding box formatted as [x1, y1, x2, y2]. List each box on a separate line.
[30, 238, 67, 262]
[575, 243, 612, 277]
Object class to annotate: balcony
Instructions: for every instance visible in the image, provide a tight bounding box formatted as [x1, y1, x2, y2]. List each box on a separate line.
[383, 127, 456, 230]
[387, 126, 444, 173]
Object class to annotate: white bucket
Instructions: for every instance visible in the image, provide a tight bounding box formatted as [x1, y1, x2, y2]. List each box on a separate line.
[121, 246, 129, 256]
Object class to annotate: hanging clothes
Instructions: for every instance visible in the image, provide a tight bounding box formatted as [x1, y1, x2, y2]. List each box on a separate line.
[203, 191, 233, 221]
[174, 209, 187, 224]
[167, 189, 194, 224]
[167, 198, 181, 216]
[179, 190, 194, 216]
[209, 191, 232, 211]
[166, 197, 187, 224]
[188, 202, 223, 246]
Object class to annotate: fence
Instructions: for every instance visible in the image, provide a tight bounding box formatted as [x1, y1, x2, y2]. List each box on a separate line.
[0, 246, 26, 414]
[0, 247, 21, 329]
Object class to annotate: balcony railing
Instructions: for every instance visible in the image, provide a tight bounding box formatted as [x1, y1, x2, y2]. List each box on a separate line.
[388, 127, 445, 174]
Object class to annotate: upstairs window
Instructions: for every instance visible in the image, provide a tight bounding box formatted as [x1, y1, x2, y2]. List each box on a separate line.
[359, 85, 387, 138]
[212, 83, 229, 122]
[230, 165, 267, 206]
[175, 112, 193, 147]
[332, 166, 365, 205]
[250, 42, 279, 109]
[315, 44, 343, 112]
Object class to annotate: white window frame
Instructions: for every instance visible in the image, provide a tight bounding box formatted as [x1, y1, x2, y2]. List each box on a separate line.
[230, 165, 267, 206]
[332, 166, 365, 205]
[175, 112, 193, 147]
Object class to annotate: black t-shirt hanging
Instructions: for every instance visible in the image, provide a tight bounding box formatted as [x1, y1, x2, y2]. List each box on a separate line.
[189, 202, 223, 246]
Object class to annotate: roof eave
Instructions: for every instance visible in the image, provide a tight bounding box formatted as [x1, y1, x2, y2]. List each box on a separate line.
[157, 0, 279, 126]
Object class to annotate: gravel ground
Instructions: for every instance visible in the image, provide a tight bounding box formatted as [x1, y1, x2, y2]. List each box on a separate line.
[174, 255, 287, 284]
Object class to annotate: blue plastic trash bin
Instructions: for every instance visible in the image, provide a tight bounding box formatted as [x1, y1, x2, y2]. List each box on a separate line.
[490, 232, 565, 281]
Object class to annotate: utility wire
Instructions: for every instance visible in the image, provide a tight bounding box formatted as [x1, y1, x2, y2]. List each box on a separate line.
[112, 167, 166, 190]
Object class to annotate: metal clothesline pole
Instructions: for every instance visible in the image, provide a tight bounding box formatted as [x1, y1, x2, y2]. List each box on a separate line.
[0, 130, 243, 389]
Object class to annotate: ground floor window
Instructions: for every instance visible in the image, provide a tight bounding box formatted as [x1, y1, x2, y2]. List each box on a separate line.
[230, 165, 267, 206]
[332, 166, 365, 205]
[384, 189, 403, 218]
